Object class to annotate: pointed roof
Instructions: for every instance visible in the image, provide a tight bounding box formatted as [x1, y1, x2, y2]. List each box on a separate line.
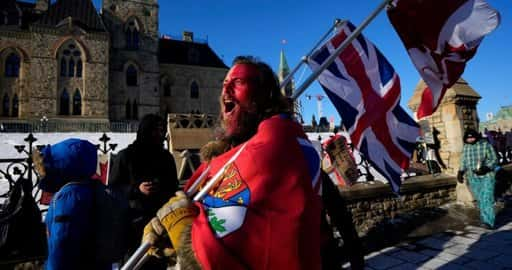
[159, 38, 228, 68]
[277, 49, 294, 96]
[278, 49, 290, 80]
[37, 0, 105, 32]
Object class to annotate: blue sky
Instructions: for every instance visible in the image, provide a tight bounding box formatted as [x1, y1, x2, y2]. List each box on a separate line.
[89, 0, 509, 124]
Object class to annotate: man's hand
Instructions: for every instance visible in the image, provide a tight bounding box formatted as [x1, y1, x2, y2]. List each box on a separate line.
[139, 181, 159, 195]
[156, 191, 198, 250]
[457, 170, 464, 183]
[474, 166, 492, 176]
[142, 218, 175, 258]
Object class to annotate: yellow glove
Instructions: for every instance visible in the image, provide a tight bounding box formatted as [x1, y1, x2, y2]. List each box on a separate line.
[156, 191, 198, 250]
[142, 218, 175, 259]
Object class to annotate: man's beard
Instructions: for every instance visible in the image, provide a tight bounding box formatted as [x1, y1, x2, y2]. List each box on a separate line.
[216, 109, 260, 147]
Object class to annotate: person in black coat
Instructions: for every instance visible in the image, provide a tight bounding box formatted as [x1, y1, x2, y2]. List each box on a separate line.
[109, 114, 178, 268]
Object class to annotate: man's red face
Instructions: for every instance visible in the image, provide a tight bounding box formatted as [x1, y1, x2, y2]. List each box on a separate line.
[221, 64, 259, 136]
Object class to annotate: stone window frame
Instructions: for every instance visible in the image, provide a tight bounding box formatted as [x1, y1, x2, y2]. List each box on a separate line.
[58, 88, 70, 116]
[4, 52, 20, 77]
[132, 100, 138, 120]
[125, 99, 138, 120]
[125, 17, 141, 50]
[2, 93, 9, 117]
[160, 75, 173, 97]
[57, 40, 84, 78]
[125, 99, 131, 120]
[12, 94, 18, 117]
[126, 64, 138, 87]
[72, 89, 82, 116]
[190, 80, 199, 99]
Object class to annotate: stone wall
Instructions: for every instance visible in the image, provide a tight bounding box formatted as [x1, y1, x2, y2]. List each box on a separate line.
[102, 0, 160, 120]
[0, 26, 110, 119]
[159, 64, 227, 115]
[340, 174, 457, 235]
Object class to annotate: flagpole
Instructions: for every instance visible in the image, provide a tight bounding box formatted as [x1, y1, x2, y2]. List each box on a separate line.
[291, 0, 392, 100]
[121, 143, 248, 270]
[279, 19, 346, 89]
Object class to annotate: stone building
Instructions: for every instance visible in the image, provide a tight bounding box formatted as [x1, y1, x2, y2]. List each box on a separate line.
[408, 78, 481, 174]
[0, 0, 227, 125]
[480, 105, 512, 131]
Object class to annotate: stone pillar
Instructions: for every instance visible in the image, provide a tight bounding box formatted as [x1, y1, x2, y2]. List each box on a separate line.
[408, 78, 480, 204]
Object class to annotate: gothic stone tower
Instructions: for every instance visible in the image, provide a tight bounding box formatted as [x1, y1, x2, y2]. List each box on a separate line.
[102, 0, 160, 120]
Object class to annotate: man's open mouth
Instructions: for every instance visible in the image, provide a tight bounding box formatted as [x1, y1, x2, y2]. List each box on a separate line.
[224, 100, 236, 113]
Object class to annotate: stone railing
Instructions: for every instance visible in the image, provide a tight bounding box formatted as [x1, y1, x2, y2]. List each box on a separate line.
[167, 113, 216, 129]
[339, 174, 457, 235]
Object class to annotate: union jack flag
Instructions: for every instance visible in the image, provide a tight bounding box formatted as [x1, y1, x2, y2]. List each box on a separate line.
[307, 21, 419, 193]
[387, 0, 500, 119]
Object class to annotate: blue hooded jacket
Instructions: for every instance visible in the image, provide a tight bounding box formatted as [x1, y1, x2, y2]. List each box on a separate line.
[41, 139, 108, 270]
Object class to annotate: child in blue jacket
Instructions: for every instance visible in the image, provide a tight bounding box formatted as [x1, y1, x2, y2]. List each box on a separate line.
[34, 138, 110, 270]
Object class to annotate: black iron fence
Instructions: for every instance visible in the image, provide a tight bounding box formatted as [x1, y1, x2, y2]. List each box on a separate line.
[0, 134, 41, 204]
[0, 120, 139, 133]
[0, 133, 118, 208]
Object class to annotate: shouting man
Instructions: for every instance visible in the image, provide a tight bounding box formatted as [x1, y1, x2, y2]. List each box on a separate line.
[143, 56, 322, 269]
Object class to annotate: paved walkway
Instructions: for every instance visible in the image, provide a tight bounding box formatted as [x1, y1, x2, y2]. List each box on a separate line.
[356, 199, 512, 270]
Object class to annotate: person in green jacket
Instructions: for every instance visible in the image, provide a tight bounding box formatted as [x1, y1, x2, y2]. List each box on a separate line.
[457, 128, 498, 229]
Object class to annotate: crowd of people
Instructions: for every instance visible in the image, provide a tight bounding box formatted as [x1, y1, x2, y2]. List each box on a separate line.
[23, 53, 512, 269]
[483, 128, 512, 164]
[30, 56, 365, 270]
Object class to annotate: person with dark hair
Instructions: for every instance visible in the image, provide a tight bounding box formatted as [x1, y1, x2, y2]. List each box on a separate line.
[457, 128, 498, 229]
[109, 113, 178, 268]
[506, 128, 512, 163]
[35, 138, 111, 270]
[142, 56, 322, 269]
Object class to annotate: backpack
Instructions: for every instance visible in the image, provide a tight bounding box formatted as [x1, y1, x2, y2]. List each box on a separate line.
[90, 180, 131, 263]
[0, 177, 47, 263]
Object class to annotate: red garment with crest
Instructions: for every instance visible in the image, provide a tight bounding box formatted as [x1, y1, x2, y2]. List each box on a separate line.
[184, 115, 322, 270]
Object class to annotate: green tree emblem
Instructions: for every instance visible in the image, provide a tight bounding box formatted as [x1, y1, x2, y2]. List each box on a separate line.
[208, 209, 227, 233]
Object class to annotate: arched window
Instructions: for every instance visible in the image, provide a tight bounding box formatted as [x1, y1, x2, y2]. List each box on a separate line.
[68, 58, 75, 77]
[133, 30, 140, 49]
[132, 100, 138, 120]
[190, 81, 199, 99]
[5, 53, 20, 77]
[12, 94, 18, 117]
[125, 100, 131, 119]
[161, 77, 172, 97]
[60, 58, 67, 77]
[125, 19, 140, 50]
[59, 89, 70, 115]
[126, 65, 137, 86]
[76, 59, 82, 77]
[163, 82, 171, 97]
[58, 41, 83, 78]
[73, 89, 81, 115]
[2, 94, 9, 116]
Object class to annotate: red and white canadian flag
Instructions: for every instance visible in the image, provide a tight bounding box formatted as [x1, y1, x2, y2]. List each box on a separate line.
[387, 0, 500, 119]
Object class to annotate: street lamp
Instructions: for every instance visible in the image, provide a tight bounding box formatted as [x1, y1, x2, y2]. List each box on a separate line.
[40, 115, 48, 132]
